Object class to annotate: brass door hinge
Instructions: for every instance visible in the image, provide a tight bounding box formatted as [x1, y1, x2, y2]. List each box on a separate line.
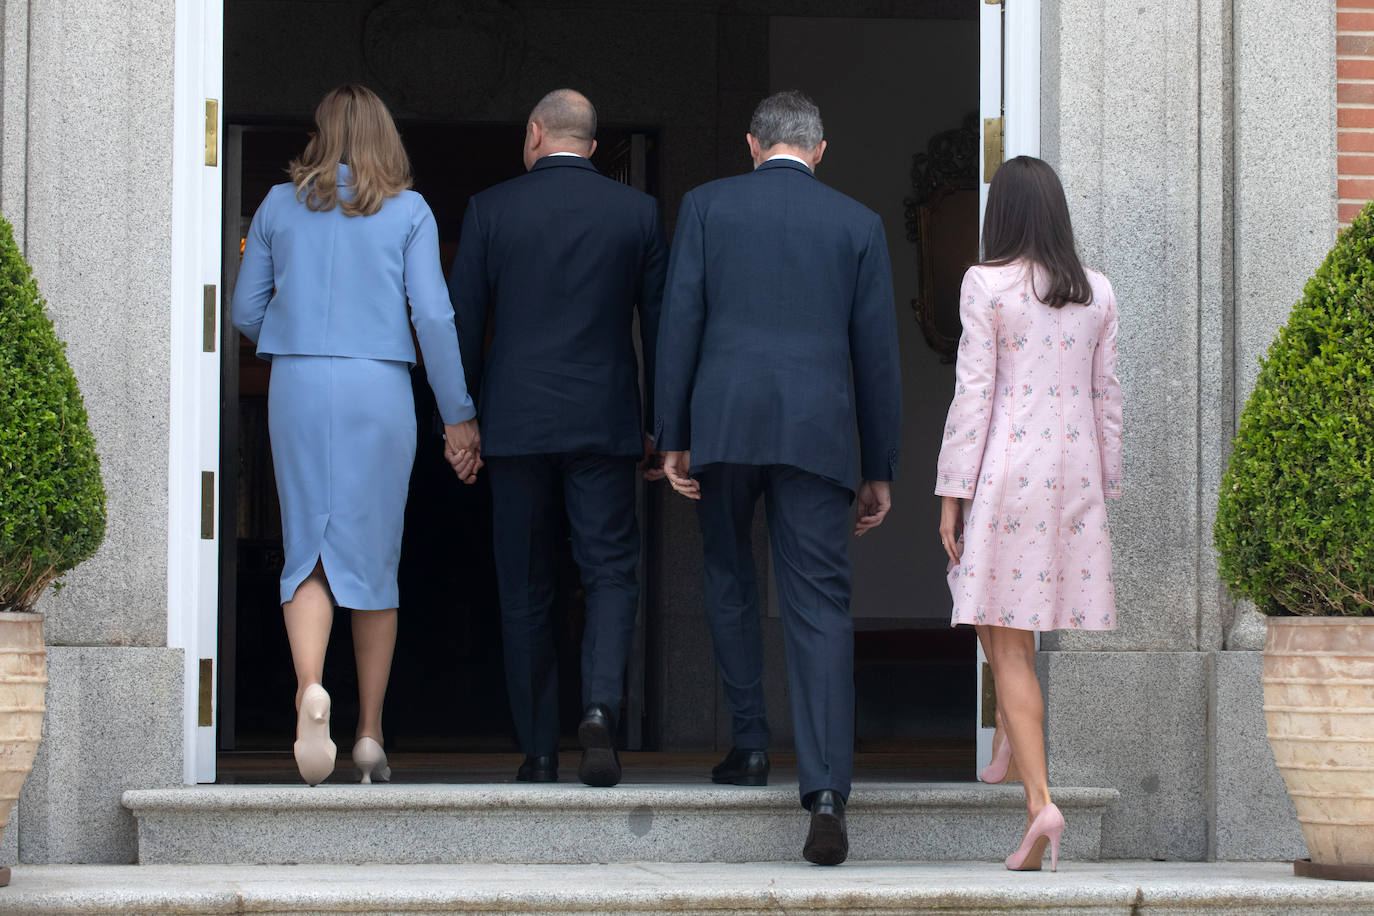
[982, 661, 998, 727]
[198, 658, 214, 727]
[205, 99, 219, 167]
[203, 284, 217, 353]
[200, 471, 215, 539]
[984, 0, 1002, 4]
[983, 116, 1004, 183]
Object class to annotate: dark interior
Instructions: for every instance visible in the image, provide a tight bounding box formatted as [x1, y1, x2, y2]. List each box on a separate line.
[216, 4, 981, 779]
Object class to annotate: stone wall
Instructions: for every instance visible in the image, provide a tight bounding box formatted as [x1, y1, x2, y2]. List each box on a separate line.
[0, 0, 185, 864]
[1040, 0, 1334, 860]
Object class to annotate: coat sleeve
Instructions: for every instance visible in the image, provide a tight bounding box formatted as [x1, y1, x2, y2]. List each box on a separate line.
[447, 198, 490, 406]
[653, 192, 706, 452]
[1092, 280, 1124, 498]
[638, 201, 668, 438]
[935, 267, 998, 497]
[231, 190, 276, 347]
[850, 214, 903, 482]
[405, 198, 476, 425]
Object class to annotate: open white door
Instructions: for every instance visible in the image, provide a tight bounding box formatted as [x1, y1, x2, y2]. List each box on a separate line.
[976, 0, 1040, 776]
[169, 0, 224, 784]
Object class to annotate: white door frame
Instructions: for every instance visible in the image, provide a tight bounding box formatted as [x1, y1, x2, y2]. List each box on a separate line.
[169, 0, 224, 785]
[976, 0, 1041, 775]
[166, 0, 1040, 784]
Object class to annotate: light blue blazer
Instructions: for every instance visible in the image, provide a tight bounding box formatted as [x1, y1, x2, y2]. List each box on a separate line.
[231, 164, 476, 424]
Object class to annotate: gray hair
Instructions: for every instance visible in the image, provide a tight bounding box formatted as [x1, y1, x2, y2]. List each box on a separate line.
[749, 90, 824, 150]
[529, 88, 597, 143]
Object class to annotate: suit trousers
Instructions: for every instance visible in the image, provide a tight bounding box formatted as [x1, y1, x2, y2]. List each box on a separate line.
[487, 453, 640, 757]
[695, 463, 854, 804]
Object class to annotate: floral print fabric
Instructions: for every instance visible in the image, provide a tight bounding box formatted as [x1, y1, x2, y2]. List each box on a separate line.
[935, 262, 1123, 631]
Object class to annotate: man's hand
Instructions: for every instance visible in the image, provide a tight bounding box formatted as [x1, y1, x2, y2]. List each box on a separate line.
[854, 480, 891, 536]
[444, 419, 483, 485]
[663, 450, 700, 500]
[444, 440, 481, 484]
[639, 435, 666, 482]
[939, 494, 964, 564]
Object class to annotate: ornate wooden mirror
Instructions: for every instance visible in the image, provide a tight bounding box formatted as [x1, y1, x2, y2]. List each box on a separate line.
[904, 113, 980, 363]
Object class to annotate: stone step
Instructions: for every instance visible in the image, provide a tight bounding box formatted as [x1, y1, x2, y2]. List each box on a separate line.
[4, 862, 1374, 915]
[122, 782, 1119, 865]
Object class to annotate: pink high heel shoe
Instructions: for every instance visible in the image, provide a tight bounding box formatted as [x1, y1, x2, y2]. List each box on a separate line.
[980, 729, 1021, 784]
[1005, 802, 1064, 872]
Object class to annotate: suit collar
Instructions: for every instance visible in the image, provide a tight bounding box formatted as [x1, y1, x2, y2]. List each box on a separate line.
[531, 154, 599, 174]
[755, 157, 815, 177]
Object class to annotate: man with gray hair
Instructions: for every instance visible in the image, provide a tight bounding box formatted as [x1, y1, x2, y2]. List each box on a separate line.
[655, 90, 902, 864]
[449, 88, 667, 788]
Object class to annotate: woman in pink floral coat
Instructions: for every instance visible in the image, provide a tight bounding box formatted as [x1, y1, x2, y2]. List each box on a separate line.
[936, 156, 1122, 872]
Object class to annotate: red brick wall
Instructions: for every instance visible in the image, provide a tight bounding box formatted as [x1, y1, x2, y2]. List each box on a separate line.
[1339, 2, 1374, 223]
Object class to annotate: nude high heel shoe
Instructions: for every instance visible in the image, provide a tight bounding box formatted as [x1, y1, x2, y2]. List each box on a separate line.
[353, 737, 391, 784]
[294, 684, 336, 786]
[980, 728, 1021, 784]
[1005, 802, 1064, 872]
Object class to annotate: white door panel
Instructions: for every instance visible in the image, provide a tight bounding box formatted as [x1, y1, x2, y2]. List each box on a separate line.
[976, 0, 1041, 778]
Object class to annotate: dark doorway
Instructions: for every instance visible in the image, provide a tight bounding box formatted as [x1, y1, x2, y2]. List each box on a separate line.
[218, 0, 983, 784]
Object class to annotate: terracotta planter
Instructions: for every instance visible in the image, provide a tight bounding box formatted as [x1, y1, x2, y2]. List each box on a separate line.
[0, 612, 45, 886]
[1263, 616, 1374, 879]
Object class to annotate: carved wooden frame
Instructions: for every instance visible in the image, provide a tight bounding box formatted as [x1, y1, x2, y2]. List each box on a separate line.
[904, 113, 979, 363]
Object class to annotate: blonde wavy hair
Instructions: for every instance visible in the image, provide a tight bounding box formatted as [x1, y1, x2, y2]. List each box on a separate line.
[289, 84, 412, 218]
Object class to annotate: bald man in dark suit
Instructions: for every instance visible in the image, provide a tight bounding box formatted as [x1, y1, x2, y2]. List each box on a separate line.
[449, 89, 667, 788]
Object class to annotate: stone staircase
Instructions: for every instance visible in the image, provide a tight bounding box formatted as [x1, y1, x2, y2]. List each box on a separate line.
[7, 786, 1365, 914]
[122, 782, 1119, 865]
[8, 861, 1374, 915]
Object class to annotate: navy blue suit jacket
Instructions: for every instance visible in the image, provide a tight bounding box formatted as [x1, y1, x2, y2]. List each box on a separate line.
[448, 155, 667, 457]
[654, 158, 902, 490]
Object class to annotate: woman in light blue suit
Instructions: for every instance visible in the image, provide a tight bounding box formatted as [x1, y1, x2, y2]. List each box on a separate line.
[232, 85, 481, 786]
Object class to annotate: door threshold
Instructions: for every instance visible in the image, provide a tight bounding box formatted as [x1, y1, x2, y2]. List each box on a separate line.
[215, 745, 975, 785]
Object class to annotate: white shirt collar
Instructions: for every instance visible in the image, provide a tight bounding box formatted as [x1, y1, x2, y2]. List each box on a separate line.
[548, 152, 585, 158]
[762, 153, 812, 169]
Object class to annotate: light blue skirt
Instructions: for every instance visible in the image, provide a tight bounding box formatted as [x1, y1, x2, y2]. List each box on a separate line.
[267, 355, 416, 609]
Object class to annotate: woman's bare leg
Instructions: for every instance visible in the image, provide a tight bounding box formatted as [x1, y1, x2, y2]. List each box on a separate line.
[985, 626, 1052, 820]
[351, 608, 397, 744]
[977, 625, 1020, 776]
[283, 561, 334, 709]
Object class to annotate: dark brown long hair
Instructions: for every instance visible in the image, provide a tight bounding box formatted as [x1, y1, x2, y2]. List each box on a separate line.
[289, 84, 411, 218]
[981, 156, 1091, 307]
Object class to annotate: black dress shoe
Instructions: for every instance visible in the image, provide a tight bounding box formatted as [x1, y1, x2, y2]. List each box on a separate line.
[803, 789, 849, 866]
[516, 755, 558, 783]
[711, 747, 771, 786]
[577, 703, 622, 787]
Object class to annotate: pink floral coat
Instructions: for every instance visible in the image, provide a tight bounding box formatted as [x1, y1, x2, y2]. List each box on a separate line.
[935, 262, 1123, 631]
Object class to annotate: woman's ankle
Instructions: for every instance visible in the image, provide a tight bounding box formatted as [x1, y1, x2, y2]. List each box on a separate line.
[294, 680, 323, 711]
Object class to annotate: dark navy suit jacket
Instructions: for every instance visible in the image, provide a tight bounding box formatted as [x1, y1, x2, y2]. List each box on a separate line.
[653, 158, 902, 490]
[448, 155, 667, 457]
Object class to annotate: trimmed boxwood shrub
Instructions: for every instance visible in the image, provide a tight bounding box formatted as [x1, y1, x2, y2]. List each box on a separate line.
[0, 213, 106, 612]
[1214, 202, 1374, 617]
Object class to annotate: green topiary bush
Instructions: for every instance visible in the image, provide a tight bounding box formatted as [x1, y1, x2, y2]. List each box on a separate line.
[1214, 202, 1374, 617]
[0, 213, 106, 612]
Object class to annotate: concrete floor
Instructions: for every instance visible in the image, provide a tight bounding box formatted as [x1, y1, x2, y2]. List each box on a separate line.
[0, 861, 1370, 915]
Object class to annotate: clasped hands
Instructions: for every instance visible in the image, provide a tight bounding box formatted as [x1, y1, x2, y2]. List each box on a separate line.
[663, 450, 892, 537]
[443, 419, 483, 484]
[444, 428, 667, 485]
